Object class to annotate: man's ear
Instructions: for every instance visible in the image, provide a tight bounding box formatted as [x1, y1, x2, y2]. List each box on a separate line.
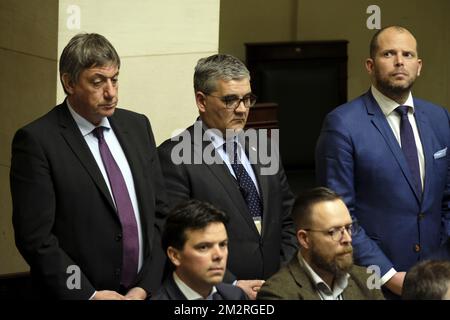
[365, 58, 375, 75]
[61, 73, 75, 95]
[195, 91, 207, 113]
[167, 246, 181, 267]
[297, 230, 310, 249]
[417, 58, 422, 76]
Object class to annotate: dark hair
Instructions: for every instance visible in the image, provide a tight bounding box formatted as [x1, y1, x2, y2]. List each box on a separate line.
[194, 54, 250, 94]
[59, 33, 120, 94]
[369, 25, 417, 59]
[162, 200, 229, 251]
[291, 187, 342, 231]
[402, 260, 450, 300]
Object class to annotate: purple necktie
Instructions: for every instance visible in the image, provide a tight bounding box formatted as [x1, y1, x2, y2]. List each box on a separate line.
[395, 106, 422, 194]
[93, 126, 139, 288]
[226, 141, 263, 218]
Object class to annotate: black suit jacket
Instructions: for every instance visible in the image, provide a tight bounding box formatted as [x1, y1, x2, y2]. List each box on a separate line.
[10, 102, 168, 299]
[153, 275, 247, 300]
[157, 123, 297, 281]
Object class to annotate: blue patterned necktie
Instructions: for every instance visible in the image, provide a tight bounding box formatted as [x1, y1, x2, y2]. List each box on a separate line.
[93, 126, 139, 288]
[226, 141, 263, 219]
[395, 106, 422, 194]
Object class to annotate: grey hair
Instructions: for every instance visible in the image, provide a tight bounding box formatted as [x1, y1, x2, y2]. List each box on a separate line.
[59, 33, 120, 94]
[194, 54, 250, 94]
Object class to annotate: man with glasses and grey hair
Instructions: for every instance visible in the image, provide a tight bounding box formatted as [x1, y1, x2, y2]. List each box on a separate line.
[11, 33, 167, 299]
[257, 187, 384, 300]
[158, 54, 297, 299]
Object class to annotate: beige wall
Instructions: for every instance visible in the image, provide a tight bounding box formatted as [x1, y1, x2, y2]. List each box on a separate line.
[0, 0, 220, 275]
[219, 0, 450, 110]
[0, 0, 59, 275]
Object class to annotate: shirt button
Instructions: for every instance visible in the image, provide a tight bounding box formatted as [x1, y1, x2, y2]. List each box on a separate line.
[115, 234, 122, 241]
[414, 244, 421, 252]
[418, 213, 425, 220]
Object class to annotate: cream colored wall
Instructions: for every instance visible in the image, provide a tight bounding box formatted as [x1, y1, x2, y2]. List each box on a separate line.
[1, 0, 220, 275]
[0, 0, 59, 275]
[58, 0, 220, 144]
[297, 0, 450, 108]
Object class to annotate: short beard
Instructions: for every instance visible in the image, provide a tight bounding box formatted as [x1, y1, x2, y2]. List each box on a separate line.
[374, 71, 416, 101]
[310, 248, 354, 278]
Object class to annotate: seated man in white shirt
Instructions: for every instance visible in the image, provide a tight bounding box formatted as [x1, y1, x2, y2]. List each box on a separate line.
[257, 187, 384, 300]
[153, 200, 247, 300]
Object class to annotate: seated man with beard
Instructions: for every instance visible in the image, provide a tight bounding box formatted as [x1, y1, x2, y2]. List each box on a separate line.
[257, 187, 384, 300]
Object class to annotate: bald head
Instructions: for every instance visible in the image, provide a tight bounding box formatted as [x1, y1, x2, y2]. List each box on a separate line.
[370, 26, 418, 59]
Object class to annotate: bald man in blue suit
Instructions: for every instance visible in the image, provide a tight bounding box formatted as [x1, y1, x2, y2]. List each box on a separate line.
[316, 26, 450, 297]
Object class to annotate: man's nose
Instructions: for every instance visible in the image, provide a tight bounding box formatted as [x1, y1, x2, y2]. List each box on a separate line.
[234, 99, 247, 113]
[341, 228, 352, 244]
[394, 53, 404, 66]
[104, 80, 117, 98]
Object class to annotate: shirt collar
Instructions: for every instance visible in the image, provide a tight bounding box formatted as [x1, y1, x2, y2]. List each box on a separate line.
[200, 120, 242, 151]
[371, 85, 415, 116]
[66, 99, 111, 137]
[298, 252, 349, 298]
[173, 272, 217, 300]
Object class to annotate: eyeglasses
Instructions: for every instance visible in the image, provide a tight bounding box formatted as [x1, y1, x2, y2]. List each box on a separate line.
[303, 221, 358, 242]
[207, 93, 257, 110]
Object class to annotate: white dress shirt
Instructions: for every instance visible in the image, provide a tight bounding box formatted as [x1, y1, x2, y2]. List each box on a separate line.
[67, 103, 144, 272]
[370, 86, 426, 285]
[173, 272, 218, 300]
[371, 85, 425, 189]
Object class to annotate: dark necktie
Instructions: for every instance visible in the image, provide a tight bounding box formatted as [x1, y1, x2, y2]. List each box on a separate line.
[395, 106, 422, 194]
[93, 126, 139, 288]
[226, 141, 263, 219]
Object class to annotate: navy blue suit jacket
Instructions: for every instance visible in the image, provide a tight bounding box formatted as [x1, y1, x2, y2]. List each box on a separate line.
[316, 90, 450, 276]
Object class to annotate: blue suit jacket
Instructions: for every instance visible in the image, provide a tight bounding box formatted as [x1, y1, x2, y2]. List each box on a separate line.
[316, 90, 450, 276]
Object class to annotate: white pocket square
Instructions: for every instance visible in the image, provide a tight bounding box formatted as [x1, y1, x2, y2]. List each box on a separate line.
[434, 147, 447, 159]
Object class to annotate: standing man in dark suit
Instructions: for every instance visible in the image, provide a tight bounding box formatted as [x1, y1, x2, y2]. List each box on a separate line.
[10, 33, 167, 299]
[154, 200, 247, 300]
[257, 187, 384, 300]
[158, 54, 297, 299]
[316, 26, 450, 297]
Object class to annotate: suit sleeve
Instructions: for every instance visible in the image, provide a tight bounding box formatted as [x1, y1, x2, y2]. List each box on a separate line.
[277, 157, 298, 264]
[442, 108, 450, 237]
[134, 116, 168, 296]
[315, 112, 394, 277]
[10, 128, 95, 299]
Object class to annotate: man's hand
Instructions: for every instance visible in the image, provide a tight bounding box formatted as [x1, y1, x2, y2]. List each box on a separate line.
[125, 287, 148, 300]
[236, 279, 265, 300]
[384, 271, 406, 296]
[92, 290, 127, 300]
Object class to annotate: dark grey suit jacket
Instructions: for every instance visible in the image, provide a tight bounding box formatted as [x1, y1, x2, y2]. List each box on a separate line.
[10, 102, 168, 299]
[257, 254, 385, 300]
[153, 275, 247, 300]
[157, 123, 298, 281]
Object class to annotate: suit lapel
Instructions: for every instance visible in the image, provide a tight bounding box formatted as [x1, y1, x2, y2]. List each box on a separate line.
[364, 92, 421, 202]
[244, 140, 269, 237]
[191, 125, 260, 235]
[413, 102, 434, 210]
[289, 257, 320, 300]
[57, 104, 116, 211]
